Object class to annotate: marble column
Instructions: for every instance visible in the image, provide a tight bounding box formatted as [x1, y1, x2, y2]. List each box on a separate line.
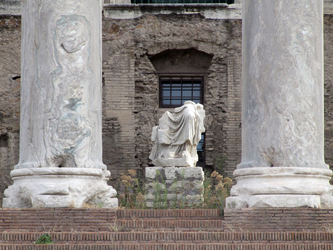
[226, 0, 333, 208]
[3, 0, 118, 208]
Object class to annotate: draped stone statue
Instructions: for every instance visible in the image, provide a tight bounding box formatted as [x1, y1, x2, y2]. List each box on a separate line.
[149, 101, 205, 167]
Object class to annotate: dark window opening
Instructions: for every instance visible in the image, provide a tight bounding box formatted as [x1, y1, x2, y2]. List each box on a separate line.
[0, 134, 9, 148]
[159, 76, 203, 108]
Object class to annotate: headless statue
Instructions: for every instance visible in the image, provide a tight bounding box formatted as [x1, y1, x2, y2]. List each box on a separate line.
[149, 101, 205, 167]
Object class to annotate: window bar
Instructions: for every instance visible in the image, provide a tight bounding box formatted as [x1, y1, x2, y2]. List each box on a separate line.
[181, 77, 183, 105]
[169, 77, 172, 106]
[191, 77, 194, 102]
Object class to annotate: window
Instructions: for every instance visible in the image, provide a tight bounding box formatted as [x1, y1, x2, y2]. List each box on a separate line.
[0, 134, 9, 148]
[131, 0, 234, 4]
[159, 76, 203, 108]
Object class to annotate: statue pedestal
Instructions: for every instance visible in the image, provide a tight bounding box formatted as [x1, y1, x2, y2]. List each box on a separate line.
[226, 167, 333, 209]
[151, 152, 195, 169]
[145, 167, 204, 208]
[3, 168, 118, 208]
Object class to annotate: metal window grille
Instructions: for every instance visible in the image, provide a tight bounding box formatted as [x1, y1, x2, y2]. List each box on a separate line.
[159, 76, 203, 108]
[131, 0, 234, 4]
[197, 133, 205, 163]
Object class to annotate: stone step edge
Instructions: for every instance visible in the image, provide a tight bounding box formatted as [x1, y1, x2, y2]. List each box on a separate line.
[117, 209, 222, 218]
[116, 219, 223, 228]
[0, 243, 331, 250]
[1, 231, 333, 242]
[0, 208, 219, 215]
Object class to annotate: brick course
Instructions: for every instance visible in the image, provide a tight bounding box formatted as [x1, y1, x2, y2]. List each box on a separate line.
[0, 208, 333, 248]
[0, 208, 116, 232]
[224, 208, 333, 232]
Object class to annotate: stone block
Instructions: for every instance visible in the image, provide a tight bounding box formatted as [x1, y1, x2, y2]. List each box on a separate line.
[2, 168, 118, 208]
[145, 166, 204, 208]
[165, 167, 176, 179]
[226, 167, 333, 209]
[145, 167, 163, 179]
[248, 195, 321, 208]
[183, 167, 205, 179]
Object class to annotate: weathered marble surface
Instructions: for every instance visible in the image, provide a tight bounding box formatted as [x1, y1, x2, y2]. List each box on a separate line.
[18, 0, 105, 169]
[149, 101, 205, 167]
[226, 0, 333, 209]
[3, 168, 118, 208]
[240, 0, 326, 170]
[226, 167, 333, 209]
[3, 0, 118, 208]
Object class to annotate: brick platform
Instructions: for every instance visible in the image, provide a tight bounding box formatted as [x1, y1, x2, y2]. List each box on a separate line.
[0, 208, 333, 249]
[223, 208, 333, 232]
[117, 208, 223, 231]
[0, 208, 116, 232]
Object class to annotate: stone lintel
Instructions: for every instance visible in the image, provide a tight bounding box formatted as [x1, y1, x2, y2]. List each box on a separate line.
[103, 4, 241, 20]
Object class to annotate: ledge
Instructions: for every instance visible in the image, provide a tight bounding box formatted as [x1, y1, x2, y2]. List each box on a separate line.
[103, 3, 242, 19]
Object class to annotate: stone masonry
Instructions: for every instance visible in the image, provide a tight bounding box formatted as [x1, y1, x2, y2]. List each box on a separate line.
[101, 6, 242, 184]
[1, 4, 333, 204]
[145, 166, 204, 208]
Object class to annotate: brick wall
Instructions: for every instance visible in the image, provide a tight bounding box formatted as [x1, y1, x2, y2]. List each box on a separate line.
[0, 208, 116, 231]
[224, 208, 333, 232]
[0, 16, 21, 202]
[225, 54, 242, 176]
[102, 47, 137, 181]
[102, 12, 243, 179]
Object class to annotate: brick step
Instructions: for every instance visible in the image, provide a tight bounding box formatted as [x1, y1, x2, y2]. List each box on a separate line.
[116, 219, 223, 231]
[2, 232, 333, 244]
[0, 243, 332, 249]
[117, 209, 222, 219]
[0, 208, 116, 232]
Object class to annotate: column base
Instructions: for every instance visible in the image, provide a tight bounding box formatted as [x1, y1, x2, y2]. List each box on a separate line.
[226, 167, 333, 209]
[2, 168, 118, 208]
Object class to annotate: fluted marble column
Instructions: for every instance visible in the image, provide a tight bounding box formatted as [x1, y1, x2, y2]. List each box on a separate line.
[226, 0, 333, 208]
[3, 0, 118, 208]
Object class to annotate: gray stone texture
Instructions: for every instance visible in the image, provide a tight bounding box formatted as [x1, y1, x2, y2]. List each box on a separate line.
[2, 0, 118, 208]
[101, 7, 242, 182]
[240, 0, 326, 169]
[145, 166, 204, 208]
[17, 0, 105, 170]
[225, 0, 333, 209]
[324, 15, 333, 169]
[0, 16, 21, 202]
[0, 0, 20, 15]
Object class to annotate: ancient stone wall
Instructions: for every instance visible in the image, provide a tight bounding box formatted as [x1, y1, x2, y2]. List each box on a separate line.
[1, 12, 333, 203]
[102, 12, 242, 181]
[0, 16, 20, 201]
[324, 15, 333, 169]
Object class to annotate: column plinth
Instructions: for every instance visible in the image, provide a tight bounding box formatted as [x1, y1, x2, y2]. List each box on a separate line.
[226, 0, 333, 209]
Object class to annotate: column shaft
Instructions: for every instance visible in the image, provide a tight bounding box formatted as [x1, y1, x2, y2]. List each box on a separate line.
[226, 0, 333, 209]
[2, 0, 118, 208]
[240, 0, 326, 169]
[19, 0, 105, 169]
